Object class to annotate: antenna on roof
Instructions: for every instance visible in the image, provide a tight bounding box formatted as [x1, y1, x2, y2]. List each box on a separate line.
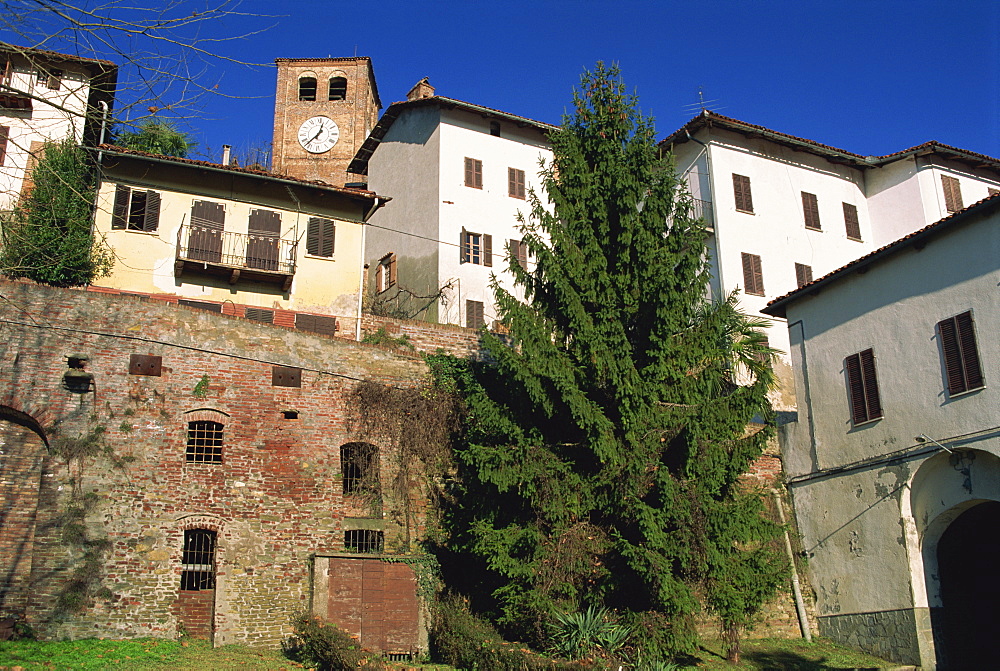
[354, 45, 358, 57]
[681, 86, 724, 115]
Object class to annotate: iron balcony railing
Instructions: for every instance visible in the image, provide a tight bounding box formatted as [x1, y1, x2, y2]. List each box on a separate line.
[176, 223, 298, 276]
[691, 198, 714, 227]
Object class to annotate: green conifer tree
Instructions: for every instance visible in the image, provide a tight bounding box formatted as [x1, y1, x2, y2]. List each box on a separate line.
[434, 63, 787, 662]
[0, 139, 113, 286]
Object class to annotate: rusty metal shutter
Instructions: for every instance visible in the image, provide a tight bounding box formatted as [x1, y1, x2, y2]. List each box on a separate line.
[296, 313, 337, 335]
[741, 252, 764, 296]
[802, 192, 820, 230]
[129, 354, 162, 376]
[483, 234, 492, 267]
[112, 185, 130, 229]
[272, 365, 302, 387]
[0, 125, 8, 165]
[843, 202, 861, 241]
[733, 173, 753, 213]
[938, 311, 984, 395]
[306, 217, 334, 257]
[244, 307, 275, 323]
[143, 191, 160, 232]
[845, 349, 882, 424]
[794, 263, 813, 288]
[941, 175, 963, 213]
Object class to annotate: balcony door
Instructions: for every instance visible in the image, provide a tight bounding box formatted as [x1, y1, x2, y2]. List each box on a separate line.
[189, 201, 225, 263]
[246, 209, 281, 271]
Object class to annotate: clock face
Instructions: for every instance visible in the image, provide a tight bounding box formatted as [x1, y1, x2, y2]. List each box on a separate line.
[298, 116, 340, 153]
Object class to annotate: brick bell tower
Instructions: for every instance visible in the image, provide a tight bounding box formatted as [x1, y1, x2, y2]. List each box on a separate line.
[271, 57, 381, 186]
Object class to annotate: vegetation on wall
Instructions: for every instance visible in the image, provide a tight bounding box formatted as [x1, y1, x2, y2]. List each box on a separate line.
[431, 64, 788, 664]
[0, 139, 114, 287]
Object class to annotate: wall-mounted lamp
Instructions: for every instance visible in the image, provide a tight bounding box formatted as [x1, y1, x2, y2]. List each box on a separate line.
[915, 434, 953, 453]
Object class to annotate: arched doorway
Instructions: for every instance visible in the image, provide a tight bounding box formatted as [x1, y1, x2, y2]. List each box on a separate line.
[935, 501, 1000, 668]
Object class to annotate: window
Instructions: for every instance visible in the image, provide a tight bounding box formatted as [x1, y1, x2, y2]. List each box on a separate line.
[845, 348, 882, 425]
[508, 167, 526, 199]
[466, 300, 485, 329]
[464, 157, 483, 189]
[341, 443, 379, 495]
[298, 76, 317, 101]
[941, 175, 963, 213]
[489, 120, 501, 137]
[180, 529, 216, 590]
[344, 530, 383, 553]
[732, 173, 753, 213]
[460, 230, 492, 266]
[794, 263, 813, 288]
[509, 238, 528, 270]
[802, 192, 821, 230]
[328, 76, 347, 101]
[244, 307, 274, 323]
[188, 200, 225, 263]
[37, 68, 62, 90]
[186, 420, 223, 463]
[741, 252, 764, 296]
[0, 126, 8, 166]
[843, 202, 862, 241]
[306, 217, 335, 257]
[295, 313, 337, 335]
[111, 185, 160, 232]
[246, 209, 281, 271]
[938, 311, 984, 395]
[375, 253, 397, 293]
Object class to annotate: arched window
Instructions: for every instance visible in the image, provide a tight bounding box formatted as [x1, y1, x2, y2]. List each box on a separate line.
[187, 420, 224, 463]
[328, 76, 347, 101]
[340, 442, 379, 495]
[180, 528, 216, 590]
[298, 76, 317, 101]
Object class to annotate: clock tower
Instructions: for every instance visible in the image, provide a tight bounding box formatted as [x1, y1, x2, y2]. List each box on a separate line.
[271, 57, 381, 186]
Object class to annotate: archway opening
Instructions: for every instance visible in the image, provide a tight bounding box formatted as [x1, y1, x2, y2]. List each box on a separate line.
[935, 500, 1000, 668]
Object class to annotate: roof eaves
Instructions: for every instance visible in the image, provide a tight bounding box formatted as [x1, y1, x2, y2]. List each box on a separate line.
[872, 141, 1000, 170]
[762, 192, 1000, 318]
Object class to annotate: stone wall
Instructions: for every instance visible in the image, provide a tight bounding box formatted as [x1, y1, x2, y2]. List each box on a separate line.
[819, 608, 923, 666]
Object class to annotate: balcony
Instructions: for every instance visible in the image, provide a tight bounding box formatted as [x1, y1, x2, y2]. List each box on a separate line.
[692, 198, 714, 230]
[175, 224, 297, 290]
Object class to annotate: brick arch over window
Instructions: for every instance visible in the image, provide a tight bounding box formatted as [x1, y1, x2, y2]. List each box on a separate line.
[328, 76, 347, 101]
[183, 409, 229, 463]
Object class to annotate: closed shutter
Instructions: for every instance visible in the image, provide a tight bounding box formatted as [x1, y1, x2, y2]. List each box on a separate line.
[178, 299, 223, 313]
[941, 175, 963, 213]
[306, 217, 335, 257]
[0, 125, 8, 165]
[466, 300, 484, 329]
[843, 203, 861, 241]
[508, 168, 525, 198]
[733, 173, 753, 213]
[741, 252, 764, 296]
[483, 234, 492, 267]
[189, 201, 225, 262]
[247, 209, 281, 270]
[510, 239, 527, 269]
[845, 349, 882, 424]
[465, 157, 484, 188]
[244, 307, 275, 324]
[802, 192, 820, 230]
[388, 254, 397, 286]
[112, 185, 130, 229]
[938, 311, 984, 395]
[296, 312, 337, 335]
[460, 230, 468, 263]
[794, 263, 813, 288]
[143, 191, 161, 232]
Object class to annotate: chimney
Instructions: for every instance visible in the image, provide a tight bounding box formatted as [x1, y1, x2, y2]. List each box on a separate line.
[222, 145, 231, 166]
[406, 77, 435, 101]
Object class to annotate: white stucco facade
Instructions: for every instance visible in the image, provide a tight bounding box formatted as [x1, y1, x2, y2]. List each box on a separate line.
[358, 96, 553, 327]
[763, 196, 1000, 668]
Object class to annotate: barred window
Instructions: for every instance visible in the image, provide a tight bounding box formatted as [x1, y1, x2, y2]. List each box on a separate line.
[345, 529, 383, 553]
[341, 443, 379, 495]
[180, 529, 216, 590]
[186, 420, 223, 463]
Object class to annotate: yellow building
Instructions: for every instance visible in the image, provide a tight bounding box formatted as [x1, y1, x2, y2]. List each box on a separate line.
[92, 146, 388, 337]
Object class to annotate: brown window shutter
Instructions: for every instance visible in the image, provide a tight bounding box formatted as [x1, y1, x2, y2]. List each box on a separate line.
[733, 173, 753, 213]
[306, 217, 334, 257]
[859, 349, 882, 420]
[465, 158, 475, 187]
[942, 175, 963, 213]
[144, 191, 160, 232]
[249, 209, 281, 235]
[474, 159, 483, 188]
[483, 234, 492, 267]
[843, 202, 861, 240]
[112, 185, 130, 229]
[802, 192, 820, 230]
[508, 167, 516, 196]
[741, 252, 763, 296]
[295, 312, 337, 335]
[938, 311, 984, 395]
[0, 125, 8, 166]
[388, 254, 397, 286]
[466, 300, 484, 329]
[510, 239, 527, 269]
[244, 307, 275, 324]
[845, 348, 882, 424]
[795, 263, 813, 288]
[460, 230, 468, 263]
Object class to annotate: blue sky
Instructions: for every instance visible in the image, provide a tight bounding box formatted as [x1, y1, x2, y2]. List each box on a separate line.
[7, 0, 1000, 162]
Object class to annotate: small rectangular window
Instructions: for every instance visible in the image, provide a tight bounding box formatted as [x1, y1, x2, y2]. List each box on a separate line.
[845, 348, 882, 425]
[508, 168, 526, 199]
[938, 310, 984, 395]
[344, 529, 384, 553]
[741, 252, 764, 296]
[490, 120, 501, 137]
[180, 529, 216, 590]
[37, 68, 62, 90]
[733, 173, 753, 213]
[466, 300, 485, 329]
[341, 443, 379, 496]
[843, 203, 862, 241]
[941, 175, 963, 213]
[186, 420, 224, 463]
[464, 157, 483, 189]
[111, 185, 160, 232]
[460, 231, 492, 266]
[802, 192, 821, 230]
[375, 253, 397, 293]
[794, 263, 813, 288]
[306, 217, 335, 257]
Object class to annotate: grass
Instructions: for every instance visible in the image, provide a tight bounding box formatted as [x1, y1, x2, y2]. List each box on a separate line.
[0, 636, 897, 670]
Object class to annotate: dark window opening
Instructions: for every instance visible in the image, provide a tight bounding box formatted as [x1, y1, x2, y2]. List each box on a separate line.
[186, 420, 223, 463]
[282, 410, 299, 420]
[845, 348, 882, 425]
[938, 310, 984, 396]
[344, 529, 383, 553]
[180, 529, 216, 590]
[341, 442, 379, 495]
[178, 299, 222, 313]
[37, 68, 62, 90]
[298, 76, 317, 101]
[328, 76, 347, 100]
[489, 121, 500, 137]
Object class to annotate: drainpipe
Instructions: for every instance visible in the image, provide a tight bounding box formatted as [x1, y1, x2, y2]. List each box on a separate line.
[773, 488, 812, 642]
[684, 130, 724, 298]
[96, 100, 109, 163]
[357, 197, 380, 340]
[90, 100, 111, 244]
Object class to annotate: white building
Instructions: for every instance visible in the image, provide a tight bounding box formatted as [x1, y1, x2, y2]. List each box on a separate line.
[661, 111, 1000, 405]
[0, 45, 117, 210]
[349, 80, 555, 328]
[762, 194, 1000, 669]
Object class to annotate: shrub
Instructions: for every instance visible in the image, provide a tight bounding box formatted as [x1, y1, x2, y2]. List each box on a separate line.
[547, 606, 631, 660]
[289, 612, 385, 670]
